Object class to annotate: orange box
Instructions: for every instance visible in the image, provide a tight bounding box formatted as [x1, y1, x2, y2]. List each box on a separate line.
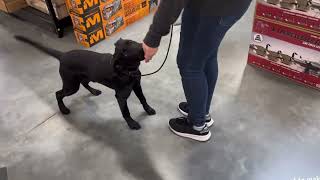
[122, 0, 148, 15]
[124, 7, 148, 26]
[100, 0, 123, 21]
[102, 13, 126, 37]
[70, 0, 151, 48]
[122, 0, 149, 26]
[70, 7, 103, 32]
[66, 0, 100, 15]
[74, 27, 106, 47]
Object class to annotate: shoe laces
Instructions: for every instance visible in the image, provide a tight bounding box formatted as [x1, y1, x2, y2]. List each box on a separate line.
[199, 124, 210, 134]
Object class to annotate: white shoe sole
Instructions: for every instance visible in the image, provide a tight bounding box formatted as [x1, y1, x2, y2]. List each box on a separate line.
[169, 125, 212, 142]
[206, 118, 214, 127]
[178, 106, 189, 116]
[178, 106, 214, 127]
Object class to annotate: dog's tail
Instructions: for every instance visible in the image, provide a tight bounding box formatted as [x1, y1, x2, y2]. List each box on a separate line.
[14, 35, 63, 60]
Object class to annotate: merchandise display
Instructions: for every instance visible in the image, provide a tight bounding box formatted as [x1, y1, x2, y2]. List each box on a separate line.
[65, 0, 158, 47]
[259, 0, 320, 32]
[248, 0, 320, 90]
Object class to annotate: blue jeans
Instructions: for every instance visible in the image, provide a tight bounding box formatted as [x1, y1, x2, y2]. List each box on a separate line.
[177, 8, 245, 127]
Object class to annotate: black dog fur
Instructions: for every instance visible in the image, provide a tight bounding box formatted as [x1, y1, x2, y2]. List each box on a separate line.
[15, 36, 156, 130]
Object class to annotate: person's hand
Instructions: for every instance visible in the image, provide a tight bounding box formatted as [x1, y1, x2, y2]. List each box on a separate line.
[143, 42, 158, 63]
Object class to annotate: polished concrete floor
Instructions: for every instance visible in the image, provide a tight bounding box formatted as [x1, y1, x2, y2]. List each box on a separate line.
[1, 4, 320, 180]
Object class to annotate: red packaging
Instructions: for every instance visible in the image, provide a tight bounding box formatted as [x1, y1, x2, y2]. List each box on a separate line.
[248, 17, 320, 90]
[256, 0, 320, 33]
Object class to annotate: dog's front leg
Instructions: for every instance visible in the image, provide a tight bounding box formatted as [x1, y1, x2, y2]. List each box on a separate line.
[115, 89, 141, 130]
[133, 81, 156, 115]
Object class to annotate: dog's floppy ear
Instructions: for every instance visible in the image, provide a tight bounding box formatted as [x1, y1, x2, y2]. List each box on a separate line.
[114, 38, 123, 46]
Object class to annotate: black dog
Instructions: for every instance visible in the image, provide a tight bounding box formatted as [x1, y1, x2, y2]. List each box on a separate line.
[15, 36, 156, 130]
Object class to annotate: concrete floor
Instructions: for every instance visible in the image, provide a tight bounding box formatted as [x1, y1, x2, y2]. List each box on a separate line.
[1, 4, 320, 180]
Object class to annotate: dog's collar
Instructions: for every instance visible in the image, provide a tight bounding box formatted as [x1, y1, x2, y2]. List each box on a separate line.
[115, 65, 140, 77]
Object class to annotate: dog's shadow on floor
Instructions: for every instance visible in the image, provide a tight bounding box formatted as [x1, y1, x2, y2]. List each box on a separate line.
[64, 97, 163, 180]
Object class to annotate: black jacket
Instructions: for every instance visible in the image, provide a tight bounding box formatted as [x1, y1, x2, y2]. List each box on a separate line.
[144, 0, 252, 48]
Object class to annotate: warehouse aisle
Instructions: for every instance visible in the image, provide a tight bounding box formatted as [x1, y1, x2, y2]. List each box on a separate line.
[1, 3, 320, 180]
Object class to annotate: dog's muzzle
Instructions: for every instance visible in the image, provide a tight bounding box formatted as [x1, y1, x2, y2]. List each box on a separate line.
[140, 49, 145, 61]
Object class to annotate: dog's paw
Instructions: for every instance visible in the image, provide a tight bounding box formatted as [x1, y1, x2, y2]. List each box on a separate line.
[145, 106, 156, 115]
[91, 90, 102, 96]
[60, 107, 71, 115]
[128, 121, 141, 130]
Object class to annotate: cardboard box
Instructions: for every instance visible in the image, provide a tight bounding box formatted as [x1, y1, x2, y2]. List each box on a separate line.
[248, 17, 320, 90]
[66, 0, 99, 15]
[100, 0, 123, 21]
[70, 7, 103, 32]
[256, 0, 320, 33]
[103, 13, 126, 36]
[122, 0, 149, 25]
[0, 0, 27, 13]
[124, 7, 148, 25]
[70, 0, 157, 47]
[74, 27, 105, 47]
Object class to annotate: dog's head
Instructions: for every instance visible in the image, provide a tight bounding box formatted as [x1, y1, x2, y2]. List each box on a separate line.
[113, 38, 145, 69]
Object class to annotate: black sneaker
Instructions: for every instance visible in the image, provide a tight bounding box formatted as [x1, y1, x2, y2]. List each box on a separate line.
[169, 117, 212, 142]
[178, 102, 214, 127]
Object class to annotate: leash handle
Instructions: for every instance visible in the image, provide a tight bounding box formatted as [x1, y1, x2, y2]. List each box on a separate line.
[142, 25, 174, 77]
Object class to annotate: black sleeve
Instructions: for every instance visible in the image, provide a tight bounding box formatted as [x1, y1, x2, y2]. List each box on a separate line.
[143, 0, 187, 48]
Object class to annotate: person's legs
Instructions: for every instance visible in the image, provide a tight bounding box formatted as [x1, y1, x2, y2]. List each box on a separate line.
[178, 15, 233, 128]
[171, 10, 245, 141]
[176, 28, 225, 118]
[204, 53, 218, 115]
[177, 11, 214, 128]
[180, 15, 244, 122]
[169, 8, 212, 141]
[204, 16, 244, 115]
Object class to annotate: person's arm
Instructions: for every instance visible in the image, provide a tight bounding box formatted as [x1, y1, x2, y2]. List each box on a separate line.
[144, 0, 187, 48]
